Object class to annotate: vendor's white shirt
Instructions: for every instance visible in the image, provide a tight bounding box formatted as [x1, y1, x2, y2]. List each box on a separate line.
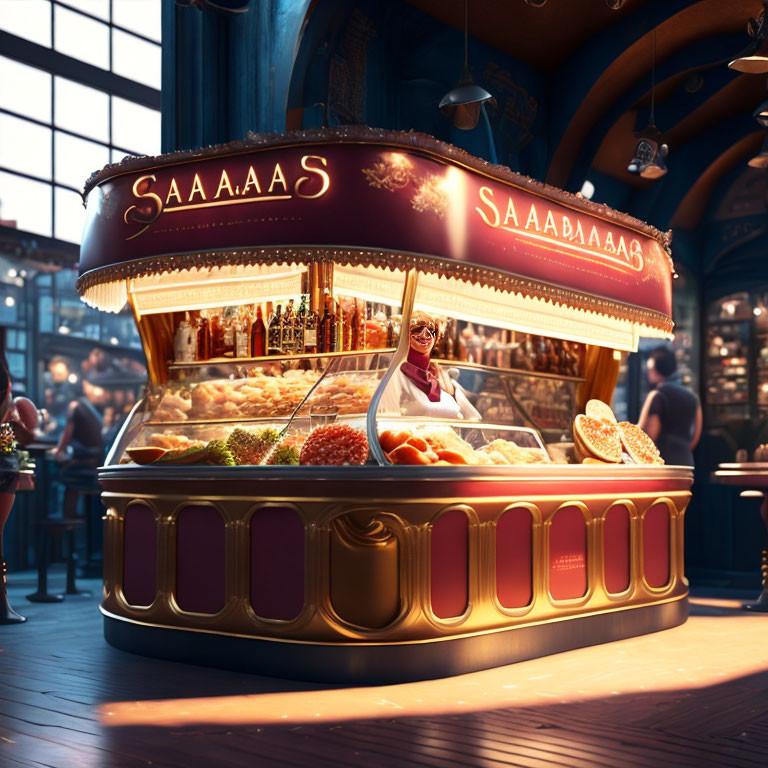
[379, 367, 481, 421]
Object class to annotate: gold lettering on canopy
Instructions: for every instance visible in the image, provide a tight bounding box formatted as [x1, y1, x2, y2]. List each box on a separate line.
[121, 155, 332, 240]
[474, 186, 644, 271]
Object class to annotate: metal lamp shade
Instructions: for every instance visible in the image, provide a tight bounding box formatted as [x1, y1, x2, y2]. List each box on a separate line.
[730, 37, 768, 74]
[439, 80, 497, 130]
[754, 99, 768, 128]
[748, 135, 768, 168]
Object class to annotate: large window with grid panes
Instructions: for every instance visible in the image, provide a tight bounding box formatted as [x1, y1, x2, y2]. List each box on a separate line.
[0, 0, 161, 242]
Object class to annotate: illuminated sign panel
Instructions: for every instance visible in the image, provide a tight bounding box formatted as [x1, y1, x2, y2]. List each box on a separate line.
[79, 141, 672, 321]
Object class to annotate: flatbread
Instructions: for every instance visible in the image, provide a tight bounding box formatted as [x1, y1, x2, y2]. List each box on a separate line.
[585, 399, 617, 424]
[618, 421, 664, 465]
[574, 414, 622, 463]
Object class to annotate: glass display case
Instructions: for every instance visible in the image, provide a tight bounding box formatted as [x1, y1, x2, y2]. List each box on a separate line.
[110, 342, 582, 468]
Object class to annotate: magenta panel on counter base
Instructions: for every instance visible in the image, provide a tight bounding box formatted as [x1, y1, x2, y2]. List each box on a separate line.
[604, 505, 630, 594]
[176, 506, 226, 614]
[549, 506, 588, 600]
[643, 503, 670, 588]
[250, 507, 305, 620]
[430, 509, 468, 619]
[123, 504, 157, 607]
[496, 507, 533, 608]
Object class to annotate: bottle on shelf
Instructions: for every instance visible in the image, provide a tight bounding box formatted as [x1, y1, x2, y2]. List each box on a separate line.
[234, 308, 250, 359]
[334, 298, 346, 353]
[268, 303, 283, 355]
[319, 293, 334, 353]
[445, 319, 456, 360]
[210, 311, 224, 357]
[351, 298, 365, 351]
[282, 298, 296, 354]
[195, 310, 210, 361]
[221, 307, 235, 357]
[174, 312, 196, 363]
[250, 303, 266, 357]
[302, 293, 319, 354]
[385, 310, 395, 349]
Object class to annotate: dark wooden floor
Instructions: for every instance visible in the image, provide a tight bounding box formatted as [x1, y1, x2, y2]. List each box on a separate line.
[2, 569, 768, 767]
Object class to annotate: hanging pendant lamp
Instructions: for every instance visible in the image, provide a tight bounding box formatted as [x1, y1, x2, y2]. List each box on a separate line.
[748, 134, 768, 168]
[628, 30, 668, 179]
[439, 0, 496, 130]
[729, 3, 768, 74]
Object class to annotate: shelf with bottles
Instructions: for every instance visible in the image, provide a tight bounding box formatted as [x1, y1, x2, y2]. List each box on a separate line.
[429, 319, 585, 379]
[172, 294, 400, 367]
[706, 293, 753, 324]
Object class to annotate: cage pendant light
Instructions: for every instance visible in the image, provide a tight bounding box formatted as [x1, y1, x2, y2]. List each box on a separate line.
[628, 30, 668, 179]
[439, 0, 496, 130]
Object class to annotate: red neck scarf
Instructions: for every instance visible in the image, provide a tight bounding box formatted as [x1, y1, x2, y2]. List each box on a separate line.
[401, 348, 441, 402]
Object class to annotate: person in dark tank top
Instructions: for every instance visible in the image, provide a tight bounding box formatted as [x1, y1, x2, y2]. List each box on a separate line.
[638, 346, 702, 467]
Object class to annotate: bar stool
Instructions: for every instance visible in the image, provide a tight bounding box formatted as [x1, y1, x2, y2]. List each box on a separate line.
[26, 517, 91, 602]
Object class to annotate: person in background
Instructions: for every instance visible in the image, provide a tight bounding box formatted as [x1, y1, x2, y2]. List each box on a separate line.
[0, 362, 38, 624]
[54, 379, 104, 519]
[638, 346, 702, 466]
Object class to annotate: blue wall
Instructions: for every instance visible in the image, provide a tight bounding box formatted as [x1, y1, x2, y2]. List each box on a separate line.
[288, 0, 547, 177]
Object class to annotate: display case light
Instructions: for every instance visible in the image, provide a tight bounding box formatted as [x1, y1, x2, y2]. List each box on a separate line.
[332, 264, 405, 307]
[128, 263, 307, 316]
[415, 272, 650, 351]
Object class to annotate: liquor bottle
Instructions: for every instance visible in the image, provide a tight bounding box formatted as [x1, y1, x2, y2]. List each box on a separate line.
[302, 294, 319, 354]
[295, 295, 307, 354]
[282, 298, 296, 354]
[333, 299, 345, 353]
[221, 307, 235, 357]
[234, 309, 250, 359]
[196, 310, 210, 361]
[351, 298, 364, 351]
[210, 311, 224, 357]
[443, 318, 456, 360]
[268, 303, 283, 355]
[174, 313, 196, 363]
[319, 294, 334, 353]
[385, 310, 395, 348]
[250, 304, 266, 357]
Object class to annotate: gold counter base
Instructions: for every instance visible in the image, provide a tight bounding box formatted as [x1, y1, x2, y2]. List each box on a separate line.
[102, 597, 688, 684]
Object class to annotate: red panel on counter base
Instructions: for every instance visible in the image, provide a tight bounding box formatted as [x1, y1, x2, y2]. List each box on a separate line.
[549, 506, 588, 600]
[123, 504, 157, 607]
[643, 504, 670, 588]
[250, 507, 305, 621]
[430, 509, 468, 619]
[176, 506, 226, 614]
[496, 507, 533, 608]
[604, 505, 630, 594]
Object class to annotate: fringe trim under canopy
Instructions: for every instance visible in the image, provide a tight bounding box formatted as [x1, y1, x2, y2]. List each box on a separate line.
[77, 245, 674, 336]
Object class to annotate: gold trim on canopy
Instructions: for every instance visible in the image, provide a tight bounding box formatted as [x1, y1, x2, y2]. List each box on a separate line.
[77, 246, 673, 337]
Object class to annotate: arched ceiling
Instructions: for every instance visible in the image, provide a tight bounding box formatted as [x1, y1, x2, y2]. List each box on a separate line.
[403, 0, 767, 234]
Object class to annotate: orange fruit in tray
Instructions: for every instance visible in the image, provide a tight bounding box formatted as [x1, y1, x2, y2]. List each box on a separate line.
[378, 430, 412, 452]
[573, 414, 622, 463]
[126, 446, 169, 464]
[387, 443, 433, 465]
[618, 421, 664, 465]
[406, 436, 429, 452]
[435, 449, 469, 465]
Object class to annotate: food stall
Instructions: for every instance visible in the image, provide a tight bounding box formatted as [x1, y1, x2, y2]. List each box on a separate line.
[78, 127, 691, 683]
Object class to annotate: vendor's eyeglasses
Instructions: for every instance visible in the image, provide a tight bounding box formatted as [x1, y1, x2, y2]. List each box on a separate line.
[410, 323, 436, 338]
